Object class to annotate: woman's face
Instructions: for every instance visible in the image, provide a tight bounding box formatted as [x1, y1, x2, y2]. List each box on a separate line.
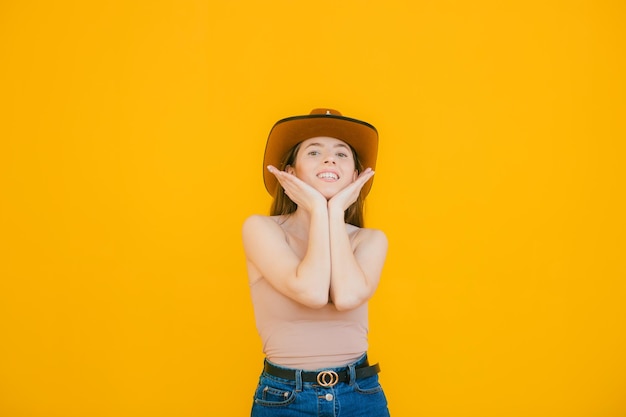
[287, 136, 358, 198]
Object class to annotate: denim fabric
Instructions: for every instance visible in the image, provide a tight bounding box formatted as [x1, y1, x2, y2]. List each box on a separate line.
[250, 354, 390, 417]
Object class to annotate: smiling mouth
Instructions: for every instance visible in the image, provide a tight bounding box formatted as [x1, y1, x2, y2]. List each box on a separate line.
[317, 172, 339, 181]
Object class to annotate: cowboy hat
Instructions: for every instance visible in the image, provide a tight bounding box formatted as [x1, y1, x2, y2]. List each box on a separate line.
[263, 108, 378, 196]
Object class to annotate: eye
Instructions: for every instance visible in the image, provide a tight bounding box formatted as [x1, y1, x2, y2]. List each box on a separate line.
[337, 152, 349, 158]
[307, 150, 320, 156]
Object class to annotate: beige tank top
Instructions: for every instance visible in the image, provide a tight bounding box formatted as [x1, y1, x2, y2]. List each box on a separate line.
[250, 277, 368, 370]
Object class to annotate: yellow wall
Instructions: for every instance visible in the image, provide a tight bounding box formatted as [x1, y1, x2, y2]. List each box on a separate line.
[1, 1, 625, 416]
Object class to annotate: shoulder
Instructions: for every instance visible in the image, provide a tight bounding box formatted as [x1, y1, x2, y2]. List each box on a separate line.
[242, 215, 286, 241]
[351, 226, 389, 272]
[243, 214, 271, 228]
[349, 225, 388, 248]
[243, 214, 282, 228]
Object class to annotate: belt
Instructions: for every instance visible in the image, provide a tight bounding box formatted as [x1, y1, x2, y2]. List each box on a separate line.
[263, 360, 381, 387]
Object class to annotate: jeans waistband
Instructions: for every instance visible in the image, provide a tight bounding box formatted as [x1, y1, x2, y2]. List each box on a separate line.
[262, 356, 380, 387]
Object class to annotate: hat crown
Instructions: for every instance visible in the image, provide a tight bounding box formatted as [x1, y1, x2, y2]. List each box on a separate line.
[310, 108, 342, 116]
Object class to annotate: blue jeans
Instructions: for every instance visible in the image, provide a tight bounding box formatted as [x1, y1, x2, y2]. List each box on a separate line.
[250, 354, 390, 417]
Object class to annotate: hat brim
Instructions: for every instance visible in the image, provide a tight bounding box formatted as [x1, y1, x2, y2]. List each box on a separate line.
[263, 114, 378, 197]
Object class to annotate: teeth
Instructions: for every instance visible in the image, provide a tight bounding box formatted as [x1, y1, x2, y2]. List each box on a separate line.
[318, 172, 338, 180]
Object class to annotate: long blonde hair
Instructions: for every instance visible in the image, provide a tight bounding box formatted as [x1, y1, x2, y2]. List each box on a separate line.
[269, 141, 366, 227]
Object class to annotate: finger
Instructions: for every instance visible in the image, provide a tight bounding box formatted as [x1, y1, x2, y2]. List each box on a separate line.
[358, 168, 374, 180]
[267, 165, 282, 176]
[353, 169, 375, 188]
[267, 166, 297, 191]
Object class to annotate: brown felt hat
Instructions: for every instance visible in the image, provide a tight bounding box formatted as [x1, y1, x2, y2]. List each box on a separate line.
[263, 108, 378, 196]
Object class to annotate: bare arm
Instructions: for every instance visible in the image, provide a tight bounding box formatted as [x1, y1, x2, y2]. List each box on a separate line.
[327, 169, 388, 310]
[327, 216, 388, 311]
[242, 166, 332, 308]
[242, 213, 331, 308]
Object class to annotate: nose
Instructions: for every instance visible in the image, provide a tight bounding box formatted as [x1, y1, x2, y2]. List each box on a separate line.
[323, 153, 336, 164]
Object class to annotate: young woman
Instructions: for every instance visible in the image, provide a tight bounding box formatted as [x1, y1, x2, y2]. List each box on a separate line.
[243, 108, 390, 416]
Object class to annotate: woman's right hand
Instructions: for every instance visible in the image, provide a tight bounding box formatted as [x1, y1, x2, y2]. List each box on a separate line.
[267, 165, 327, 213]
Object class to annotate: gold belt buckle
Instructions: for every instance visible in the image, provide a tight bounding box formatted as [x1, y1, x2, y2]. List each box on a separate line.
[316, 370, 339, 387]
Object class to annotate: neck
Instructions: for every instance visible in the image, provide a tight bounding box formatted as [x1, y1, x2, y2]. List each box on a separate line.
[287, 207, 313, 230]
[281, 204, 331, 241]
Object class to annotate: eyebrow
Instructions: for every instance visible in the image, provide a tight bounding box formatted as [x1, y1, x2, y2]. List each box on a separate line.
[304, 142, 350, 150]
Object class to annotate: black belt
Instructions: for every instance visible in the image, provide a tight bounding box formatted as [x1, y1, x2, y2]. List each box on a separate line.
[263, 360, 381, 387]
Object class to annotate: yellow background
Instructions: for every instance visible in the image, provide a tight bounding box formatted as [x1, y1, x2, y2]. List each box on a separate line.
[1, 1, 625, 416]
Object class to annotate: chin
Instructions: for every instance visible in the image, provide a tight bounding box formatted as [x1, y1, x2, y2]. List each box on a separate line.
[320, 188, 343, 200]
[315, 182, 347, 199]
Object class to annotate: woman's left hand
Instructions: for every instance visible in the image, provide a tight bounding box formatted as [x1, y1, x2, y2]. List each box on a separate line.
[328, 168, 375, 212]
